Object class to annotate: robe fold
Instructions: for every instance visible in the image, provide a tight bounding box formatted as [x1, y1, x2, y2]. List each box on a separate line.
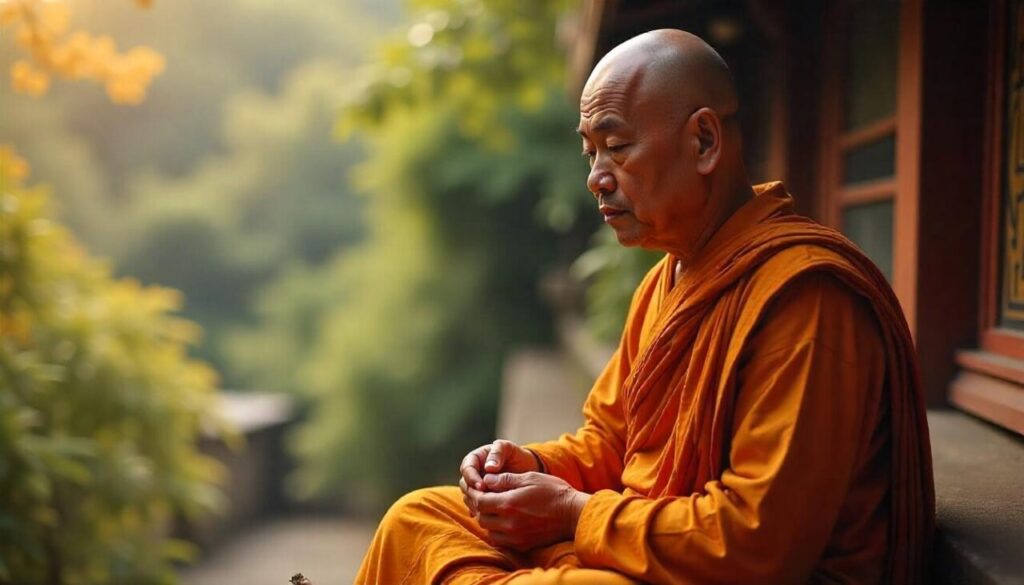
[355, 182, 934, 585]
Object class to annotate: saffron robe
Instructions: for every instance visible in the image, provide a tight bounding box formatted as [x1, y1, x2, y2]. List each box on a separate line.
[355, 182, 935, 584]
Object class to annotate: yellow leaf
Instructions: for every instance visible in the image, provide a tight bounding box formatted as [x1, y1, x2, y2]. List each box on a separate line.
[105, 78, 145, 104]
[0, 4, 21, 27]
[39, 2, 71, 37]
[10, 60, 49, 96]
[0, 145, 31, 182]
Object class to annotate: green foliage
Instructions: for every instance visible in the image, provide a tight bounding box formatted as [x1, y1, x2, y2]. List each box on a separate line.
[0, 0, 401, 384]
[223, 259, 352, 397]
[226, 0, 615, 508]
[236, 95, 587, 507]
[0, 153, 226, 584]
[339, 0, 658, 345]
[342, 0, 585, 231]
[572, 229, 662, 342]
[112, 64, 372, 375]
[0, 0, 398, 199]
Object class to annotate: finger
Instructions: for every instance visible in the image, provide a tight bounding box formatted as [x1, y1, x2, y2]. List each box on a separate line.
[477, 513, 514, 532]
[484, 440, 505, 473]
[460, 478, 478, 516]
[460, 446, 488, 490]
[482, 472, 522, 493]
[473, 490, 503, 515]
[487, 530, 527, 552]
[464, 484, 487, 515]
[460, 464, 482, 492]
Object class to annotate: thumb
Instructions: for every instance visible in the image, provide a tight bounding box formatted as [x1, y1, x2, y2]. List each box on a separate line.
[482, 472, 520, 492]
[484, 440, 509, 472]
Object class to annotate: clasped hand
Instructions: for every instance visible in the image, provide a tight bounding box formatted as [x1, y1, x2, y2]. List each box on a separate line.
[458, 440, 590, 551]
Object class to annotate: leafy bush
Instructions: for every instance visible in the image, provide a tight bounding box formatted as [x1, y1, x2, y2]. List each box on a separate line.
[572, 229, 662, 343]
[232, 99, 582, 509]
[220, 0, 597, 510]
[340, 0, 659, 347]
[0, 148, 225, 584]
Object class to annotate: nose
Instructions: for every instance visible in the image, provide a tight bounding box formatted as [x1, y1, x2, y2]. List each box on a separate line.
[587, 164, 617, 198]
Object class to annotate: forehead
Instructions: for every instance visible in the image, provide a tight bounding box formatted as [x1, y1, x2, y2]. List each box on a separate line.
[578, 85, 636, 139]
[578, 62, 653, 135]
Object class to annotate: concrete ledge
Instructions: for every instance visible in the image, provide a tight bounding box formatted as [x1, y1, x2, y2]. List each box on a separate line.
[497, 348, 585, 444]
[177, 391, 296, 550]
[929, 409, 1024, 584]
[214, 391, 293, 435]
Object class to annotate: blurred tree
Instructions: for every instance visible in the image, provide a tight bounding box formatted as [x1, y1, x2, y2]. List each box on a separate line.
[571, 229, 662, 342]
[0, 0, 399, 250]
[244, 0, 604, 509]
[1, 0, 165, 104]
[1, 0, 401, 382]
[0, 97, 110, 246]
[342, 0, 586, 231]
[275, 103, 580, 508]
[343, 0, 656, 344]
[1, 3, 228, 583]
[117, 63, 371, 378]
[0, 147, 225, 585]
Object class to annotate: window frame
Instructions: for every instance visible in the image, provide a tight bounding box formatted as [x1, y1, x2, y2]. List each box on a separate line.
[818, 0, 922, 331]
[953, 0, 1024, 434]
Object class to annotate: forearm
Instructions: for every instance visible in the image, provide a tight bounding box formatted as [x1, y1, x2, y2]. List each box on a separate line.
[573, 481, 828, 585]
[525, 425, 624, 493]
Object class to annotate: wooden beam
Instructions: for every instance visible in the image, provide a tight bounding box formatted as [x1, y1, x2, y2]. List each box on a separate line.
[838, 179, 897, 206]
[566, 0, 618, 99]
[838, 116, 897, 151]
[949, 371, 1024, 435]
[893, 0, 923, 334]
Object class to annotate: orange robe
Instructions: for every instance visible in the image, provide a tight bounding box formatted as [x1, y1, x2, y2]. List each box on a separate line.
[355, 182, 934, 585]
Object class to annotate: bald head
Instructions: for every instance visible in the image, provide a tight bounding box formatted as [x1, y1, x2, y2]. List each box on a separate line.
[584, 29, 738, 125]
[576, 29, 754, 261]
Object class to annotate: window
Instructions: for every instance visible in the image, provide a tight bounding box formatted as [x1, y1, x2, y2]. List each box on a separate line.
[819, 0, 920, 328]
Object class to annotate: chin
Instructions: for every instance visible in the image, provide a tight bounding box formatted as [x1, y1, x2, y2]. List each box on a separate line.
[612, 229, 644, 248]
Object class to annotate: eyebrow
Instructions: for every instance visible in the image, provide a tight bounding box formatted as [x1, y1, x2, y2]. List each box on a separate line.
[575, 116, 625, 136]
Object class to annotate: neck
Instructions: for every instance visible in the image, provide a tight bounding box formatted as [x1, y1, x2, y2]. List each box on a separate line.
[671, 177, 755, 270]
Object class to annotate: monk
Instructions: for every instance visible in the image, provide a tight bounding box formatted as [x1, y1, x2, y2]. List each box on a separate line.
[355, 29, 934, 584]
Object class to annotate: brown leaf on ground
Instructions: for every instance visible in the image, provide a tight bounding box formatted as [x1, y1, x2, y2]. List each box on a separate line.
[290, 574, 314, 585]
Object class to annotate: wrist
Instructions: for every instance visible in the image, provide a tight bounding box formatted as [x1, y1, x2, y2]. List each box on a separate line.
[566, 490, 591, 536]
[524, 447, 545, 473]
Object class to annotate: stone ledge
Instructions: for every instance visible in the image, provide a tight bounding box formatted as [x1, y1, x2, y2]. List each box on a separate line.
[179, 391, 296, 550]
[929, 409, 1024, 585]
[213, 391, 294, 435]
[497, 348, 585, 444]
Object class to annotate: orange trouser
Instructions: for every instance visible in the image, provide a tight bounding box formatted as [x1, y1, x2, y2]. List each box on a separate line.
[355, 486, 638, 585]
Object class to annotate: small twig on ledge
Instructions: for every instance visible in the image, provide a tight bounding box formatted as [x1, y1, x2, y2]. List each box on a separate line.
[290, 574, 314, 585]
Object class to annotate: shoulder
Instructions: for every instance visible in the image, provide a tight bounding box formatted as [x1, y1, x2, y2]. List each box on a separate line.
[747, 267, 884, 361]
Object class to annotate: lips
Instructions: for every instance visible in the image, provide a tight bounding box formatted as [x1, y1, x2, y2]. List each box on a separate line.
[599, 204, 628, 221]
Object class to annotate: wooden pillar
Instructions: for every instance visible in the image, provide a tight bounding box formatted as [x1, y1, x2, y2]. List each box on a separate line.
[915, 0, 988, 406]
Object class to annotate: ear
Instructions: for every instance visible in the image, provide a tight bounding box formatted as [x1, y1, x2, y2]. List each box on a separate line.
[691, 107, 723, 176]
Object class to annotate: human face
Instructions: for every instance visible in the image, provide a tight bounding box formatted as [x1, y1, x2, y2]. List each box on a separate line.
[577, 79, 707, 254]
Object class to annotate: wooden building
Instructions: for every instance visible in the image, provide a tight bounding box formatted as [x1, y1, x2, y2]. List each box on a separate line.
[567, 0, 1022, 581]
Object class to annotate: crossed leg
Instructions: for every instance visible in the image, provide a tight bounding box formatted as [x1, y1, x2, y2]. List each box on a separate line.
[355, 486, 638, 585]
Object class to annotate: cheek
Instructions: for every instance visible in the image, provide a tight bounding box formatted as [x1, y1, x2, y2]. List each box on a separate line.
[620, 168, 661, 220]
[616, 162, 646, 208]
